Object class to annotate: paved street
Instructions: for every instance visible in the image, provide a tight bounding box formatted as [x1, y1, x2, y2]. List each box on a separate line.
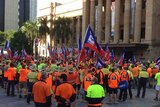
[0, 88, 160, 107]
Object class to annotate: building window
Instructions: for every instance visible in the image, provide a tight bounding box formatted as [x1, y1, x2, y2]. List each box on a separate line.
[142, 0, 146, 9]
[121, 0, 125, 13]
[120, 28, 124, 40]
[141, 27, 145, 39]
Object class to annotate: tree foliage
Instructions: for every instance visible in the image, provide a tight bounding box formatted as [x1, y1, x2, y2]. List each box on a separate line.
[20, 21, 39, 47]
[10, 30, 32, 54]
[0, 30, 15, 46]
[38, 17, 50, 43]
[52, 17, 72, 45]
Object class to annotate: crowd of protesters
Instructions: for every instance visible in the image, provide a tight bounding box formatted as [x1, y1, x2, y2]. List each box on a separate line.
[0, 55, 160, 107]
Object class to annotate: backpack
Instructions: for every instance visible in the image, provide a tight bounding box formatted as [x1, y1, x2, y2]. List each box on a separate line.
[118, 71, 129, 89]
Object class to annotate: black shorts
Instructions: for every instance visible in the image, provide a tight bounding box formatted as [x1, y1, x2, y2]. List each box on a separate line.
[108, 88, 118, 94]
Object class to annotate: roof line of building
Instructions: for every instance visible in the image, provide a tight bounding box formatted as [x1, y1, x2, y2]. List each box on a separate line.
[56, 8, 82, 15]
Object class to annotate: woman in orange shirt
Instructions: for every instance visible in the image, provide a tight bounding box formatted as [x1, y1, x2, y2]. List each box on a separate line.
[83, 70, 94, 100]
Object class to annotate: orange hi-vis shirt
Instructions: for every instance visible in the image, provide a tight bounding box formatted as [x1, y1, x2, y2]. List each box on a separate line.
[32, 81, 51, 103]
[67, 72, 78, 85]
[147, 67, 152, 77]
[152, 68, 158, 75]
[108, 72, 119, 88]
[120, 71, 130, 82]
[7, 67, 16, 80]
[4, 70, 8, 78]
[131, 67, 139, 77]
[45, 74, 53, 88]
[19, 68, 28, 82]
[83, 73, 94, 91]
[37, 72, 41, 81]
[95, 70, 104, 85]
[75, 70, 80, 85]
[55, 82, 76, 103]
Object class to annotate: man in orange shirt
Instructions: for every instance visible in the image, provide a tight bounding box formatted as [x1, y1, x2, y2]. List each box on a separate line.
[19, 64, 28, 98]
[7, 62, 16, 96]
[83, 70, 94, 100]
[32, 72, 52, 107]
[55, 73, 76, 107]
[131, 64, 139, 88]
[147, 66, 153, 88]
[67, 66, 78, 90]
[4, 61, 9, 91]
[107, 66, 119, 104]
[94, 67, 105, 88]
[118, 66, 130, 101]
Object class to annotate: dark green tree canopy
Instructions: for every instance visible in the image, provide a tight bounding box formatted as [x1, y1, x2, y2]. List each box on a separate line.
[38, 17, 50, 36]
[52, 17, 72, 44]
[10, 30, 32, 54]
[0, 30, 15, 46]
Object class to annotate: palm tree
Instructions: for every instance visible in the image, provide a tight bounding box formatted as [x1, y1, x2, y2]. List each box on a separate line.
[49, 17, 54, 48]
[20, 21, 39, 55]
[20, 21, 39, 45]
[52, 17, 72, 46]
[38, 17, 50, 44]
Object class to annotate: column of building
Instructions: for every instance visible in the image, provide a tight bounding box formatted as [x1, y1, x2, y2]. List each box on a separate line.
[123, 0, 131, 43]
[97, 0, 103, 43]
[50, 3, 54, 47]
[145, 0, 152, 44]
[90, 0, 95, 32]
[114, 0, 121, 43]
[105, 0, 111, 43]
[82, 0, 90, 42]
[134, 0, 142, 43]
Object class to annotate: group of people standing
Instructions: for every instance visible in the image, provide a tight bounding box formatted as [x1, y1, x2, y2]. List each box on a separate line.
[0, 57, 160, 107]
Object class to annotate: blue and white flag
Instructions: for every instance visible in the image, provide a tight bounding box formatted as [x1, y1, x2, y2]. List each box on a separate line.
[96, 58, 104, 69]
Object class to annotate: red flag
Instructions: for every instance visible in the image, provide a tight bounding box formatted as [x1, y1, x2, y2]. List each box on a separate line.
[118, 52, 125, 66]
[83, 26, 100, 54]
[78, 48, 86, 62]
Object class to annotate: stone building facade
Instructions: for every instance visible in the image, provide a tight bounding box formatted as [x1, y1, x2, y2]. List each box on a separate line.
[81, 0, 160, 60]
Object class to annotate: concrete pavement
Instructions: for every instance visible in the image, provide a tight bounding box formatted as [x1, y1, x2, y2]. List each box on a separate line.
[0, 87, 160, 107]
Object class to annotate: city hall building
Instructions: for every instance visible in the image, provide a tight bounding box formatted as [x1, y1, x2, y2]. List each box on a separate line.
[82, 0, 160, 60]
[38, 0, 160, 60]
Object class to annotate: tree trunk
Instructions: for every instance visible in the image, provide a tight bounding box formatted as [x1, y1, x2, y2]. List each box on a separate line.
[50, 34, 52, 48]
[64, 37, 67, 46]
[45, 34, 47, 57]
[59, 38, 62, 47]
